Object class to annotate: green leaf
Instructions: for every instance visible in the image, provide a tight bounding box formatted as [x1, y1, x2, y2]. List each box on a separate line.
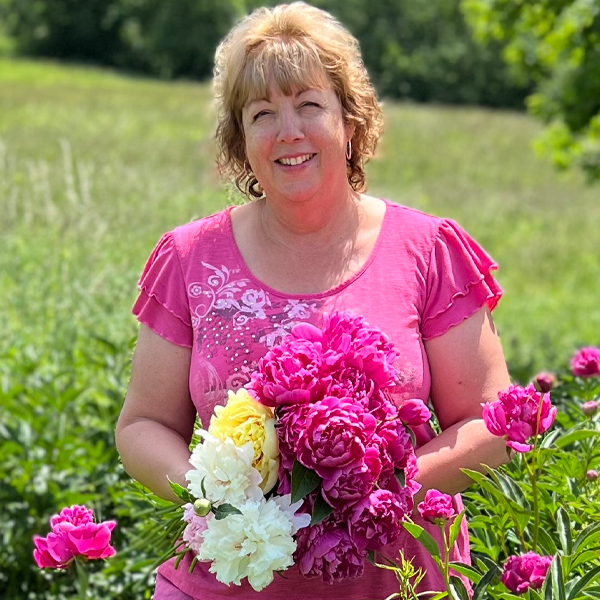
[310, 493, 334, 526]
[394, 467, 406, 488]
[545, 554, 565, 600]
[557, 506, 572, 555]
[291, 460, 321, 504]
[367, 549, 376, 565]
[402, 522, 441, 560]
[449, 575, 470, 600]
[472, 560, 501, 600]
[553, 429, 598, 449]
[212, 503, 242, 520]
[537, 527, 558, 556]
[573, 523, 600, 553]
[168, 478, 194, 504]
[567, 565, 600, 600]
[449, 561, 481, 584]
[449, 511, 466, 549]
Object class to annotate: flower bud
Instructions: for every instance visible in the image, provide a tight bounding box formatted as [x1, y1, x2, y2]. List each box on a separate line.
[586, 469, 598, 482]
[582, 400, 598, 417]
[533, 372, 556, 393]
[193, 498, 212, 517]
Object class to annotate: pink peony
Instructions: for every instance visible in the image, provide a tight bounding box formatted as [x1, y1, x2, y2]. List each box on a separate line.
[321, 312, 398, 389]
[533, 372, 556, 393]
[347, 489, 408, 550]
[295, 518, 365, 584]
[374, 418, 414, 476]
[33, 505, 116, 569]
[49, 505, 94, 529]
[582, 400, 598, 417]
[587, 469, 598, 482]
[482, 384, 557, 452]
[501, 552, 552, 594]
[571, 347, 600, 378]
[275, 403, 312, 470]
[325, 364, 376, 404]
[417, 489, 456, 524]
[182, 504, 209, 554]
[248, 337, 327, 407]
[398, 398, 431, 427]
[296, 396, 377, 480]
[321, 446, 382, 509]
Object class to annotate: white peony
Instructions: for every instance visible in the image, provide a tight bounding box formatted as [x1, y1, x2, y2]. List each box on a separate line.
[272, 494, 311, 535]
[186, 430, 262, 506]
[198, 497, 299, 591]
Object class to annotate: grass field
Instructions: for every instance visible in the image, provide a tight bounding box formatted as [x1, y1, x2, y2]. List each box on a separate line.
[1, 57, 599, 379]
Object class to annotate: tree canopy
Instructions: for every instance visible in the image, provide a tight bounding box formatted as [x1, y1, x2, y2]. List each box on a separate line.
[463, 0, 600, 180]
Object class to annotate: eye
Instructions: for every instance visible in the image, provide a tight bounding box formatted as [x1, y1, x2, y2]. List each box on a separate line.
[300, 101, 320, 108]
[253, 110, 271, 121]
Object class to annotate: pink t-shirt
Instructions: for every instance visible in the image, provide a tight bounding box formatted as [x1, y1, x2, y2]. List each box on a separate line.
[133, 199, 502, 599]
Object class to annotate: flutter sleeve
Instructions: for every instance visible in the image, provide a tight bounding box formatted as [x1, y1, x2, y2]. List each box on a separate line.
[132, 231, 193, 348]
[420, 219, 502, 341]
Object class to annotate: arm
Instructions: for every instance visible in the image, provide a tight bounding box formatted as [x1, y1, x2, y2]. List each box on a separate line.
[415, 305, 511, 503]
[115, 324, 197, 502]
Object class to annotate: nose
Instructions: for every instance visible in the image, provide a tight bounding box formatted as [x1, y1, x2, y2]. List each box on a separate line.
[277, 107, 305, 143]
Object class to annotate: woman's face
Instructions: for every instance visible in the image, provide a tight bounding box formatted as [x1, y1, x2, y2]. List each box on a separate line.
[241, 80, 353, 206]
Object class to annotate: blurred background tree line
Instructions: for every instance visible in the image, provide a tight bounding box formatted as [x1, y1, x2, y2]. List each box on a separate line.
[0, 0, 598, 180]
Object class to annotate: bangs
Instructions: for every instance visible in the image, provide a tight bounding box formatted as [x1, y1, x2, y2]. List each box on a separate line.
[236, 38, 332, 110]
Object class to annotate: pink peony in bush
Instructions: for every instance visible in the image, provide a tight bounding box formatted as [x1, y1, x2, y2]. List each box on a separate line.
[482, 384, 557, 452]
[571, 347, 600, 378]
[533, 371, 556, 393]
[582, 400, 599, 417]
[417, 489, 456, 524]
[587, 469, 599, 482]
[501, 552, 552, 594]
[33, 505, 116, 569]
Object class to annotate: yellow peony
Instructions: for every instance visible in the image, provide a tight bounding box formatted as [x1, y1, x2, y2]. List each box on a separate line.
[209, 389, 280, 494]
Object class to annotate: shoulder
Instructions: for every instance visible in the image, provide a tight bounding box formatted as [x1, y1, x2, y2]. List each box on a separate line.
[379, 199, 447, 256]
[170, 205, 234, 260]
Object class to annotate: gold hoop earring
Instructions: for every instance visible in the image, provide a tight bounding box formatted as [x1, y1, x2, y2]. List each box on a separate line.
[346, 140, 352, 161]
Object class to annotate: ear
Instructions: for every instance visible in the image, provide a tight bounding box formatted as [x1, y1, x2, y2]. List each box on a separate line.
[345, 120, 356, 143]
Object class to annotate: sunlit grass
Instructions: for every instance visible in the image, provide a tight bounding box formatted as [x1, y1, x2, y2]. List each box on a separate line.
[1, 57, 598, 378]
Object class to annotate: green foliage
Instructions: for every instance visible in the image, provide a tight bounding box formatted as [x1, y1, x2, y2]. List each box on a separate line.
[462, 0, 600, 180]
[318, 0, 530, 107]
[0, 58, 599, 598]
[0, 0, 529, 107]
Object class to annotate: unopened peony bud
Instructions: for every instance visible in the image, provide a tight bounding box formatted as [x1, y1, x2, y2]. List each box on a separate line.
[582, 400, 598, 417]
[586, 470, 598, 482]
[533, 372, 556, 393]
[193, 498, 212, 517]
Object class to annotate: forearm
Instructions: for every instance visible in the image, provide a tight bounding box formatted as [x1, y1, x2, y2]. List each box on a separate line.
[116, 418, 192, 503]
[414, 417, 509, 504]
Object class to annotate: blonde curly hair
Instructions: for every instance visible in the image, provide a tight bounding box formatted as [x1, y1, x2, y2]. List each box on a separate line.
[213, 2, 383, 199]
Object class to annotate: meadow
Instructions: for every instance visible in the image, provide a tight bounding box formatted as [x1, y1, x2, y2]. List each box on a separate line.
[1, 58, 599, 598]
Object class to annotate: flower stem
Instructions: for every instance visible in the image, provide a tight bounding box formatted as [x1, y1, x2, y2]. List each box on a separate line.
[439, 522, 451, 595]
[73, 559, 88, 600]
[523, 445, 540, 553]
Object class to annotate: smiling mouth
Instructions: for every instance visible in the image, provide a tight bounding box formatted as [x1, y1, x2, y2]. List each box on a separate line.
[276, 153, 315, 166]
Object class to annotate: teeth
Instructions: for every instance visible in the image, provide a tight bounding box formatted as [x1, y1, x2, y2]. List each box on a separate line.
[279, 154, 312, 166]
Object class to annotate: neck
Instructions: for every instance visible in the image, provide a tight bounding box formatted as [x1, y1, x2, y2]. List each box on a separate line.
[259, 188, 362, 249]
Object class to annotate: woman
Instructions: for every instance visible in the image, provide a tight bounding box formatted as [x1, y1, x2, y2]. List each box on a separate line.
[116, 3, 511, 599]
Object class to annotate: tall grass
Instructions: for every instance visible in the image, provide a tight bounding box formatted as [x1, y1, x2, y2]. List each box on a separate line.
[1, 57, 599, 378]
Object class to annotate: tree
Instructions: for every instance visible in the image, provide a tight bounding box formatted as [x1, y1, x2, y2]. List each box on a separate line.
[462, 0, 600, 181]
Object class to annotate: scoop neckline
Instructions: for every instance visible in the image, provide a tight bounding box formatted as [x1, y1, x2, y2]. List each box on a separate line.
[225, 198, 391, 300]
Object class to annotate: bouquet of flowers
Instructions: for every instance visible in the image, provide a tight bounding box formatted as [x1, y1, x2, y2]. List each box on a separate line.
[162, 311, 431, 591]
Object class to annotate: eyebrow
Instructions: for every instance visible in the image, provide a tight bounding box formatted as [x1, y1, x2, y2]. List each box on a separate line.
[245, 88, 318, 109]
